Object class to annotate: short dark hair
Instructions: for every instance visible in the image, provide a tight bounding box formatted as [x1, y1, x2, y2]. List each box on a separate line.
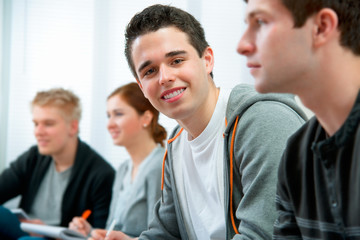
[125, 4, 210, 79]
[244, 0, 360, 55]
[282, 0, 360, 55]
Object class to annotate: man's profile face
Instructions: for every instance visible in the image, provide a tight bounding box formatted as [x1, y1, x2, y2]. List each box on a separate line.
[32, 105, 76, 156]
[237, 0, 315, 94]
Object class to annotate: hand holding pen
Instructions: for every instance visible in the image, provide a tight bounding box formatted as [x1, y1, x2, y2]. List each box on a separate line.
[89, 228, 136, 240]
[68, 209, 92, 237]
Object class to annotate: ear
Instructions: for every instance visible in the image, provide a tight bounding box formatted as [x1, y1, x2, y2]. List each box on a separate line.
[142, 110, 154, 126]
[203, 46, 215, 76]
[69, 119, 79, 136]
[312, 8, 339, 47]
[136, 79, 148, 99]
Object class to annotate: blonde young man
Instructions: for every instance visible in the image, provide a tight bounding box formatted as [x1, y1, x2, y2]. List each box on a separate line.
[239, 0, 360, 239]
[98, 4, 307, 240]
[0, 88, 115, 239]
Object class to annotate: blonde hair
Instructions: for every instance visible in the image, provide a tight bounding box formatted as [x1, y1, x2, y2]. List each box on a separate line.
[31, 88, 82, 122]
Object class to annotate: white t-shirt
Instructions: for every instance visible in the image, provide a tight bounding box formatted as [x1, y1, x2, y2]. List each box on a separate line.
[178, 88, 230, 240]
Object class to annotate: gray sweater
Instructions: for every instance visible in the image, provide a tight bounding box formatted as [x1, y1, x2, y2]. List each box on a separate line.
[107, 146, 165, 237]
[139, 84, 307, 240]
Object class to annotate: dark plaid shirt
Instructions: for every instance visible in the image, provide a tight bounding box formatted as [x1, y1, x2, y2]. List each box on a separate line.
[273, 91, 360, 239]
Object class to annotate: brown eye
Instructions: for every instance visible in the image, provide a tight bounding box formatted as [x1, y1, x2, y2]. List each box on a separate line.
[172, 59, 183, 65]
[144, 68, 155, 77]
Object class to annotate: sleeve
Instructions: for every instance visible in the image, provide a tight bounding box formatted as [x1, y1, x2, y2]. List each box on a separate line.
[145, 165, 162, 225]
[139, 153, 181, 240]
[231, 101, 305, 240]
[87, 166, 115, 228]
[272, 151, 302, 239]
[0, 149, 34, 204]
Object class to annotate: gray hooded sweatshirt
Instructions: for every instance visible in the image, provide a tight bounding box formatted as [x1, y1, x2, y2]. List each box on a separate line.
[139, 84, 307, 240]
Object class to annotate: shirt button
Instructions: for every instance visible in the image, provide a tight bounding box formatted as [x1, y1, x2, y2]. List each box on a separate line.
[332, 201, 338, 208]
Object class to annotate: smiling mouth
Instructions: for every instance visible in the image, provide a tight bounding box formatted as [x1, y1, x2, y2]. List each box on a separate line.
[162, 88, 185, 100]
[110, 131, 120, 138]
[247, 63, 261, 68]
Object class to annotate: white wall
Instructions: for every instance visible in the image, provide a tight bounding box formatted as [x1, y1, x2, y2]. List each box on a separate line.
[0, 0, 4, 172]
[0, 0, 259, 170]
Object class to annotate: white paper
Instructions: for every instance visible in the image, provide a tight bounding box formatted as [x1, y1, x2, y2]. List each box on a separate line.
[20, 223, 86, 240]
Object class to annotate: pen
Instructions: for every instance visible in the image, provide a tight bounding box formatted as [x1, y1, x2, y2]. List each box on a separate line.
[105, 219, 117, 238]
[81, 209, 92, 220]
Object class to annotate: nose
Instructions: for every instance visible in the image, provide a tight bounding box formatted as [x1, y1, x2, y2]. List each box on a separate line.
[34, 124, 44, 137]
[159, 64, 173, 85]
[107, 116, 115, 131]
[237, 30, 255, 56]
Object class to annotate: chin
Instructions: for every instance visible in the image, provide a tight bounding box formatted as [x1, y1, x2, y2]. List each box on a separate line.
[254, 80, 278, 94]
[113, 139, 123, 146]
[38, 148, 53, 156]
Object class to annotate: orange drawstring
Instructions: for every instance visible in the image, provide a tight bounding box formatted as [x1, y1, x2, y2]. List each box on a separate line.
[230, 116, 240, 234]
[161, 128, 184, 202]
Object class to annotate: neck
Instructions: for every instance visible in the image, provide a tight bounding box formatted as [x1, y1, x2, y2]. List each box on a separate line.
[177, 85, 220, 140]
[52, 137, 78, 172]
[298, 49, 360, 136]
[125, 133, 157, 180]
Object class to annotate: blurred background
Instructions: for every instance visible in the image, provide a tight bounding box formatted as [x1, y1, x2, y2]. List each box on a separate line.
[0, 0, 268, 171]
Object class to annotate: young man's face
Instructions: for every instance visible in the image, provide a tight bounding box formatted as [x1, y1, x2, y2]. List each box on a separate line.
[131, 26, 214, 122]
[238, 0, 315, 94]
[32, 105, 77, 156]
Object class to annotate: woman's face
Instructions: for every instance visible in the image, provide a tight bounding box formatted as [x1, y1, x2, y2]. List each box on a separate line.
[106, 95, 146, 147]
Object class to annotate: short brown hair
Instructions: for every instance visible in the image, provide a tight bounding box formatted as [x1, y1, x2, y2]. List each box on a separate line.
[281, 0, 360, 55]
[125, 4, 211, 79]
[244, 0, 360, 55]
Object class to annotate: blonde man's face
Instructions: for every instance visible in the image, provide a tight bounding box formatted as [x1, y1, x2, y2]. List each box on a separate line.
[32, 105, 77, 156]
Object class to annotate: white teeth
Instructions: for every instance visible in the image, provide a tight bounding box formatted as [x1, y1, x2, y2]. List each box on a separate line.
[164, 89, 184, 99]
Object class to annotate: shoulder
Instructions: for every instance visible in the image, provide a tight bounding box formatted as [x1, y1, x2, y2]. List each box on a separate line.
[285, 116, 319, 154]
[226, 84, 307, 131]
[14, 145, 50, 165]
[278, 116, 319, 181]
[168, 125, 183, 140]
[143, 147, 165, 177]
[77, 139, 114, 171]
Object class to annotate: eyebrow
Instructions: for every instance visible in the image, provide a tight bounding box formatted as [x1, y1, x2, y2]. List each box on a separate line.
[138, 60, 152, 74]
[244, 9, 265, 23]
[165, 50, 186, 58]
[137, 50, 187, 74]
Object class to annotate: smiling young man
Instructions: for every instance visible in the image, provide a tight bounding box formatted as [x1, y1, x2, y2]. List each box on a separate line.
[238, 0, 360, 239]
[0, 88, 115, 239]
[97, 4, 307, 240]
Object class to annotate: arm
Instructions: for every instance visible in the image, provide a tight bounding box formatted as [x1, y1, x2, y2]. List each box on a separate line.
[88, 168, 115, 228]
[68, 217, 92, 236]
[231, 101, 304, 239]
[272, 152, 302, 239]
[90, 154, 181, 240]
[0, 148, 36, 203]
[138, 151, 182, 240]
[89, 229, 135, 240]
[145, 167, 162, 225]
